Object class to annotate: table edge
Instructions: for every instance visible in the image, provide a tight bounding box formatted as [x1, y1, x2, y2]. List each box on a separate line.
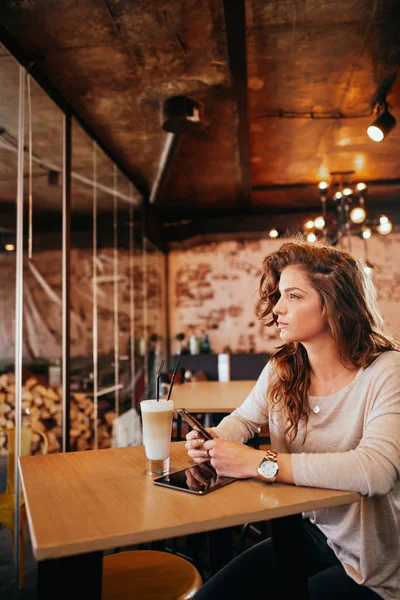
[30, 489, 359, 561]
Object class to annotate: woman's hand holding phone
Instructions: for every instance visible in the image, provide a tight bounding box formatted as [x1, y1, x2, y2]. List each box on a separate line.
[185, 428, 218, 464]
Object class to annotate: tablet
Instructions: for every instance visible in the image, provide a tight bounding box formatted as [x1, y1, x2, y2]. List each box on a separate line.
[153, 463, 236, 495]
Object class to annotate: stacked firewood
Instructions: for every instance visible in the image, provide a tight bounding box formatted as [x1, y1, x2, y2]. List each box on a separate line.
[0, 373, 114, 455]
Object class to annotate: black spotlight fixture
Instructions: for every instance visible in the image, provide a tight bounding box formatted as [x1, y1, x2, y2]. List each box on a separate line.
[367, 102, 396, 142]
[48, 169, 60, 186]
[162, 96, 203, 133]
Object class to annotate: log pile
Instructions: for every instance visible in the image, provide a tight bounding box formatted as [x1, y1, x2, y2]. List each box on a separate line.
[0, 373, 114, 455]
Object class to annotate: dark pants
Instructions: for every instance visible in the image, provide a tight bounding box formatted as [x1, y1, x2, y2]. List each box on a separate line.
[194, 519, 382, 599]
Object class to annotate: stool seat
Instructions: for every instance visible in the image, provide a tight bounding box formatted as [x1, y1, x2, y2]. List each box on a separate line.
[102, 550, 202, 600]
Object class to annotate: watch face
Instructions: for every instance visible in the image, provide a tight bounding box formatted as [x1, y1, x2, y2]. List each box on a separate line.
[259, 460, 278, 479]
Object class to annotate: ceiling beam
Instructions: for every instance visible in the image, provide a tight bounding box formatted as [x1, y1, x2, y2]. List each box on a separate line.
[223, 0, 252, 211]
[160, 205, 340, 223]
[253, 178, 400, 191]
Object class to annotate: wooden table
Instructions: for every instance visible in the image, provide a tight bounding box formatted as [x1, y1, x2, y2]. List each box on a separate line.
[20, 442, 359, 600]
[171, 380, 257, 435]
[170, 380, 257, 413]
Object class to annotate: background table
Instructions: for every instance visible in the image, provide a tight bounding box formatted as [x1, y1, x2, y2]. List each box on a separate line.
[171, 379, 257, 435]
[171, 380, 257, 413]
[20, 442, 359, 600]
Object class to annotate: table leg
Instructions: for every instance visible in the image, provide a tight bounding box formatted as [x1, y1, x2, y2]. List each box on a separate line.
[203, 413, 212, 428]
[270, 513, 308, 599]
[37, 551, 103, 600]
[206, 527, 234, 575]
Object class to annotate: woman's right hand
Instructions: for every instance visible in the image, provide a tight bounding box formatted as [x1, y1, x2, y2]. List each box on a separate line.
[185, 428, 217, 464]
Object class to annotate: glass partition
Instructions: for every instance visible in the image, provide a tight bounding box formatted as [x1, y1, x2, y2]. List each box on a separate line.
[0, 48, 64, 591]
[0, 46, 18, 393]
[22, 76, 64, 453]
[0, 49, 19, 593]
[71, 120, 143, 449]
[0, 42, 152, 594]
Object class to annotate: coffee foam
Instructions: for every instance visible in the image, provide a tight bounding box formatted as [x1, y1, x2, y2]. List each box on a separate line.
[141, 400, 174, 413]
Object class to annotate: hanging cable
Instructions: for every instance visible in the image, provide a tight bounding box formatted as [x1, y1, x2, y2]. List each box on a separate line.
[113, 164, 120, 418]
[143, 234, 149, 394]
[27, 75, 33, 259]
[92, 142, 99, 450]
[128, 187, 136, 409]
[250, 109, 374, 121]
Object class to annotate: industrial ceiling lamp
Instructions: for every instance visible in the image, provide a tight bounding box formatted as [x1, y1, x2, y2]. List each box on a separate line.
[367, 102, 396, 142]
[350, 184, 367, 224]
[377, 216, 393, 235]
[314, 174, 394, 246]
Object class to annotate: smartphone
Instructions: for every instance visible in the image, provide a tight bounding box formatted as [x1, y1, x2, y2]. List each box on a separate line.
[153, 463, 236, 495]
[177, 408, 213, 440]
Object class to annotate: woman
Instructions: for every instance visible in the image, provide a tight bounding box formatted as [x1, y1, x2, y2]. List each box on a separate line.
[186, 240, 400, 600]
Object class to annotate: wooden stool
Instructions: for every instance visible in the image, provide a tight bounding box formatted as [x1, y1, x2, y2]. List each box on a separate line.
[102, 550, 203, 600]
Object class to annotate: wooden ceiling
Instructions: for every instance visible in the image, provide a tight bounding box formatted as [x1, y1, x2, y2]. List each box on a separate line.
[1, 0, 400, 243]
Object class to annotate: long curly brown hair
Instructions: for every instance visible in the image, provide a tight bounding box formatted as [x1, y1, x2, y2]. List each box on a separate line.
[257, 239, 398, 450]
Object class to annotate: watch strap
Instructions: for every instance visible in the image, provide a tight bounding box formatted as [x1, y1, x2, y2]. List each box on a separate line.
[263, 449, 278, 463]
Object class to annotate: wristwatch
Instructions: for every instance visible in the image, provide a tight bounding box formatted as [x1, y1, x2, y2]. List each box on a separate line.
[257, 450, 279, 483]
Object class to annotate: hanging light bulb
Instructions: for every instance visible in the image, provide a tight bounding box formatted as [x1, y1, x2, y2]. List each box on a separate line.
[314, 216, 325, 229]
[305, 220, 315, 229]
[362, 227, 372, 239]
[379, 215, 389, 225]
[306, 232, 317, 243]
[367, 104, 396, 142]
[350, 206, 367, 224]
[343, 187, 353, 196]
[356, 182, 367, 192]
[269, 228, 279, 238]
[377, 220, 393, 235]
[334, 191, 343, 200]
[318, 181, 328, 190]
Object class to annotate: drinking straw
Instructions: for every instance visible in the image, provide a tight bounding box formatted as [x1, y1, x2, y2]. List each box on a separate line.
[167, 357, 181, 401]
[156, 359, 164, 401]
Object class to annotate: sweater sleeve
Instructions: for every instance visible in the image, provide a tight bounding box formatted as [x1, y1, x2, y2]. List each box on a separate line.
[291, 361, 400, 497]
[212, 362, 270, 444]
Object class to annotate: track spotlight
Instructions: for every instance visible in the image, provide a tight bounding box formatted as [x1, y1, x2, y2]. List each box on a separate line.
[367, 104, 396, 142]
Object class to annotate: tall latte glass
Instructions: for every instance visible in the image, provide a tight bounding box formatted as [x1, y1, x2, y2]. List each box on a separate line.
[140, 400, 174, 476]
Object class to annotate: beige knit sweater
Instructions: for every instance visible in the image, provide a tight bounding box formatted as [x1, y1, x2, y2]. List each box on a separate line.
[213, 351, 400, 600]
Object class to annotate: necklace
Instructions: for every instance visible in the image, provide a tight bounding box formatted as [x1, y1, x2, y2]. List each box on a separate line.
[309, 364, 347, 401]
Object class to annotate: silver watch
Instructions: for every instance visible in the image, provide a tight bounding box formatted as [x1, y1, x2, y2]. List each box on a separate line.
[257, 450, 279, 483]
